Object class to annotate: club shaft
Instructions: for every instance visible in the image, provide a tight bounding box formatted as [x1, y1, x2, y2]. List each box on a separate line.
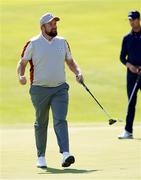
[127, 74, 141, 109]
[127, 82, 138, 107]
[81, 81, 111, 119]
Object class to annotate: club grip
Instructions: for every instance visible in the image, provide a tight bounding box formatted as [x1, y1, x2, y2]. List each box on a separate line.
[80, 80, 89, 90]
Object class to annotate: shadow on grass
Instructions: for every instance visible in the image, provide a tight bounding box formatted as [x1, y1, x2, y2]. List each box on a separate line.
[118, 138, 141, 141]
[38, 167, 100, 174]
[134, 138, 141, 141]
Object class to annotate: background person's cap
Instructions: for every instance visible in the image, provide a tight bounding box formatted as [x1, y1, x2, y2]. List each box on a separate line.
[40, 13, 60, 26]
[128, 11, 140, 20]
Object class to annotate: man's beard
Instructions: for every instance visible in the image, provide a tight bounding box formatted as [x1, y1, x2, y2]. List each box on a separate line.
[45, 29, 57, 37]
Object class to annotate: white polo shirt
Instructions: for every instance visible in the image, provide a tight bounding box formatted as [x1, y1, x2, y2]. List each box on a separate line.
[21, 33, 72, 87]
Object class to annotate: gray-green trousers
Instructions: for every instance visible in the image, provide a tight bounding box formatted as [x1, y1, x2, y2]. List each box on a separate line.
[29, 83, 69, 157]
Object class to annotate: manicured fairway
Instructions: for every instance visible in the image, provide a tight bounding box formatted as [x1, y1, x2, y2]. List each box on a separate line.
[0, 124, 141, 180]
[0, 0, 141, 124]
[1, 1, 141, 179]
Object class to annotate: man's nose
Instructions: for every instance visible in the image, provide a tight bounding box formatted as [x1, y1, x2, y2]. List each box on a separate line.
[52, 27, 57, 30]
[53, 25, 57, 29]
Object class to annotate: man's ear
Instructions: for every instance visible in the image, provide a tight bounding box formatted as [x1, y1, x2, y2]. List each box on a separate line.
[41, 25, 45, 32]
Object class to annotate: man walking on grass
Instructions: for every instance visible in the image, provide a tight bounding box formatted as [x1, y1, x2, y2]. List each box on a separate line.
[119, 10, 141, 139]
[17, 13, 83, 168]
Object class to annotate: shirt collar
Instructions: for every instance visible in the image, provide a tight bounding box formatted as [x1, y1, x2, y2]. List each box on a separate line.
[40, 32, 55, 44]
[131, 27, 141, 35]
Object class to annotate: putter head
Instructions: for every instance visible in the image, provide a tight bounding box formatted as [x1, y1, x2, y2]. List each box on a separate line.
[109, 119, 117, 125]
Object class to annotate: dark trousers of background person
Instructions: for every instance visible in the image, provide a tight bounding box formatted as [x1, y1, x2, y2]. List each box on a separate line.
[125, 70, 141, 133]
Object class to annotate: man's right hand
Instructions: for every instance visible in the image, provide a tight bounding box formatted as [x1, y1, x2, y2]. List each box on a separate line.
[19, 75, 27, 85]
[126, 62, 139, 74]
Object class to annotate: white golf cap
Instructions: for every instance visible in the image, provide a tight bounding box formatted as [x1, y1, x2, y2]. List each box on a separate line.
[40, 13, 60, 26]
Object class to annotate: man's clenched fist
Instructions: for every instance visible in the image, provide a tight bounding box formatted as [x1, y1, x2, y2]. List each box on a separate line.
[19, 75, 27, 85]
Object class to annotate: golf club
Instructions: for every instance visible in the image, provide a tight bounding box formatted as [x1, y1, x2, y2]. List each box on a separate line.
[126, 71, 141, 113]
[79, 79, 120, 125]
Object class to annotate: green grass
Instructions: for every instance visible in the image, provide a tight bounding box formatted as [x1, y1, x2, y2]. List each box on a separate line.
[0, 0, 141, 124]
[0, 124, 141, 179]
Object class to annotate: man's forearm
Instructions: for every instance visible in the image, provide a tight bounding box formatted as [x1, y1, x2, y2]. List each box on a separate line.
[17, 64, 25, 76]
[17, 60, 28, 85]
[120, 53, 127, 65]
[66, 59, 83, 83]
[17, 60, 27, 77]
[120, 37, 128, 65]
[66, 59, 81, 75]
